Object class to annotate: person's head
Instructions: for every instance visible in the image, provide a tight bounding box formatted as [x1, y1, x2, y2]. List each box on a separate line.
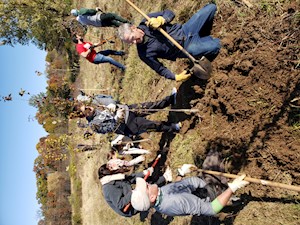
[118, 23, 145, 44]
[72, 102, 94, 118]
[98, 164, 129, 179]
[131, 178, 158, 211]
[71, 9, 78, 17]
[72, 34, 84, 44]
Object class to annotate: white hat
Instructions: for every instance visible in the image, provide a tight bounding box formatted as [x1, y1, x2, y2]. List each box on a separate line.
[71, 9, 78, 16]
[131, 178, 151, 211]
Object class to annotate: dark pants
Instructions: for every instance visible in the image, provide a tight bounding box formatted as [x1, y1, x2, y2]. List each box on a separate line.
[100, 13, 130, 27]
[122, 95, 177, 135]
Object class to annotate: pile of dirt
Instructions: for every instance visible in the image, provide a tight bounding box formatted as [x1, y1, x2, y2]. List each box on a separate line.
[72, 1, 300, 224]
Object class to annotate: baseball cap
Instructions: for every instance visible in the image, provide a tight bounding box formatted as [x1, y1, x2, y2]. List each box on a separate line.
[131, 178, 151, 211]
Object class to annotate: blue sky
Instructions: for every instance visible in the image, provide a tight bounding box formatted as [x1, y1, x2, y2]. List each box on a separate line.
[0, 44, 47, 225]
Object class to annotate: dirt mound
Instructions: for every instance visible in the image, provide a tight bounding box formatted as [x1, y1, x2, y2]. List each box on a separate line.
[182, 1, 300, 196]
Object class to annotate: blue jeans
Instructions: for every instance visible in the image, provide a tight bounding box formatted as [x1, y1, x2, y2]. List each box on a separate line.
[182, 4, 221, 61]
[93, 50, 126, 71]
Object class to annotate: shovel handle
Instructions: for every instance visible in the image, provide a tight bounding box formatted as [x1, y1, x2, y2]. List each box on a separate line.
[123, 154, 162, 212]
[199, 169, 300, 192]
[124, 0, 197, 62]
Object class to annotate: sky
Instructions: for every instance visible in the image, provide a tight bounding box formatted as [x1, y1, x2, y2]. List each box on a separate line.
[0, 44, 48, 225]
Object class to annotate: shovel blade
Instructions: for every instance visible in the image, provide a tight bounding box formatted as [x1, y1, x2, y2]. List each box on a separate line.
[191, 56, 212, 80]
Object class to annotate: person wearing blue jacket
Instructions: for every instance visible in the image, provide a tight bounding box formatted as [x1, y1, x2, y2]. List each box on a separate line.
[118, 4, 221, 81]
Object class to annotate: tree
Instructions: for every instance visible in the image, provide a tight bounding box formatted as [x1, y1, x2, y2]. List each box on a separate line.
[29, 92, 47, 108]
[0, 0, 72, 50]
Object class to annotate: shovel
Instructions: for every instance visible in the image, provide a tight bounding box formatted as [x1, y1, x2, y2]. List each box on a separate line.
[124, 0, 212, 80]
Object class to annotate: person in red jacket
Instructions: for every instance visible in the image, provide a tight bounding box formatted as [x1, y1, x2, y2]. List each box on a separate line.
[72, 34, 126, 71]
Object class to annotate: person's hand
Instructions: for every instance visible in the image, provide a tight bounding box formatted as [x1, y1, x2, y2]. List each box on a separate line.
[228, 174, 249, 193]
[111, 135, 124, 146]
[146, 16, 165, 29]
[178, 164, 197, 176]
[106, 103, 117, 113]
[115, 108, 125, 121]
[175, 70, 191, 82]
[143, 167, 154, 176]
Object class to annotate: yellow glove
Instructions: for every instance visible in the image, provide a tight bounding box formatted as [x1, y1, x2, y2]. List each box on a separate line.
[175, 70, 191, 82]
[146, 16, 165, 29]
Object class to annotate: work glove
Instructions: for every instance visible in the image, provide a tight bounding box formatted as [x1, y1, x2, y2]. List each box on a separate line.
[177, 164, 197, 176]
[175, 70, 191, 82]
[146, 16, 165, 29]
[163, 166, 173, 182]
[143, 167, 154, 176]
[228, 174, 249, 193]
[111, 134, 125, 146]
[106, 103, 117, 113]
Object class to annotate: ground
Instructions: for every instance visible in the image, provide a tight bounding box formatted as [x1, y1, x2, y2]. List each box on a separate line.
[69, 0, 300, 224]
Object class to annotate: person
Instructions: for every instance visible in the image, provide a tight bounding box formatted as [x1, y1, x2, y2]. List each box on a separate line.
[110, 134, 151, 155]
[98, 164, 172, 217]
[117, 3, 221, 81]
[76, 90, 117, 106]
[72, 34, 126, 71]
[73, 88, 181, 136]
[130, 168, 249, 217]
[71, 7, 130, 27]
[106, 153, 145, 171]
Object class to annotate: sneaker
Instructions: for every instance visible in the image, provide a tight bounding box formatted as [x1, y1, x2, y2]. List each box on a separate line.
[174, 122, 182, 132]
[120, 66, 126, 72]
[117, 51, 125, 56]
[163, 166, 173, 182]
[171, 87, 177, 105]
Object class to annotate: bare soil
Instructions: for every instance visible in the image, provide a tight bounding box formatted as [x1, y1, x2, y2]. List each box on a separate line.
[70, 0, 300, 224]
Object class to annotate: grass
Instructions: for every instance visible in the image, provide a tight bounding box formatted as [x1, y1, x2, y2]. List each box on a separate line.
[67, 144, 82, 225]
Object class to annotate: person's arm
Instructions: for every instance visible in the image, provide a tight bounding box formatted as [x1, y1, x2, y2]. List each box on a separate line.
[80, 48, 92, 58]
[138, 53, 175, 80]
[210, 175, 249, 214]
[78, 8, 97, 15]
[141, 10, 175, 24]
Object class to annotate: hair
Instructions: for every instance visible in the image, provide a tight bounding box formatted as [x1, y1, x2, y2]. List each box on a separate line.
[117, 23, 133, 41]
[70, 101, 91, 119]
[72, 34, 78, 44]
[98, 164, 129, 179]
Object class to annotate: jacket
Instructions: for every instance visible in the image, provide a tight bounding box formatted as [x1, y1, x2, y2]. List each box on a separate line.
[137, 10, 185, 80]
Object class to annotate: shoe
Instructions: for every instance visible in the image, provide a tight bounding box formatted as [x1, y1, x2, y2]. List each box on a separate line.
[163, 166, 173, 182]
[120, 66, 126, 72]
[174, 122, 182, 132]
[171, 87, 177, 105]
[117, 51, 125, 56]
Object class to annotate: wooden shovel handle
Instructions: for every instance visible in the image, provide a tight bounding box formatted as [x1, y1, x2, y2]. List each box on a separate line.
[124, 0, 197, 62]
[199, 169, 300, 192]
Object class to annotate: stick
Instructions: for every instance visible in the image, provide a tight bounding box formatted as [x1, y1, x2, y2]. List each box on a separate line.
[121, 138, 152, 144]
[129, 108, 199, 113]
[123, 154, 162, 212]
[198, 169, 300, 192]
[241, 0, 253, 8]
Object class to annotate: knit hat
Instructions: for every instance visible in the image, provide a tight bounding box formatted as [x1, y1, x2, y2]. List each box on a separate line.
[131, 178, 151, 211]
[71, 9, 78, 16]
